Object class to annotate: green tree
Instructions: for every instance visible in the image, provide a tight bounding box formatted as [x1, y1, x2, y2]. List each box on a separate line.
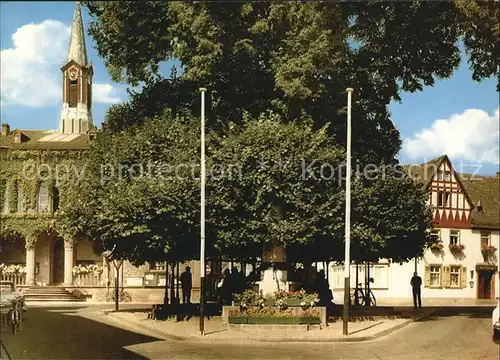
[85, 1, 498, 163]
[61, 110, 201, 265]
[208, 113, 433, 264]
[207, 113, 345, 260]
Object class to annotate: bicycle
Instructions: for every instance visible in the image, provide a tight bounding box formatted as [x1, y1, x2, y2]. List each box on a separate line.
[350, 281, 377, 307]
[6, 298, 22, 334]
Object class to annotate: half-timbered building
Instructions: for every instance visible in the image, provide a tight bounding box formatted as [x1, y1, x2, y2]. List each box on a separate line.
[330, 155, 499, 305]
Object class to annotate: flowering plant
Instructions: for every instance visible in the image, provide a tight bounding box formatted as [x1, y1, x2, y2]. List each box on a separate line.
[449, 243, 465, 252]
[233, 289, 265, 309]
[0, 264, 27, 274]
[430, 241, 444, 250]
[481, 245, 497, 256]
[229, 306, 320, 319]
[274, 290, 319, 308]
[246, 306, 294, 318]
[72, 264, 103, 276]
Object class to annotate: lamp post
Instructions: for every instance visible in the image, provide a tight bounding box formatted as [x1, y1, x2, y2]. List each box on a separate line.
[343, 87, 354, 335]
[199, 87, 207, 336]
[497, 235, 500, 321]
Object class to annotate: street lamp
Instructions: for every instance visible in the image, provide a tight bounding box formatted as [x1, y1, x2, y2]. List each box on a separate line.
[343, 87, 354, 335]
[199, 87, 207, 336]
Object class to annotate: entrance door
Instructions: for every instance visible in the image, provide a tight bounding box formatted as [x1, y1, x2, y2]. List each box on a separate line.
[477, 271, 493, 299]
[52, 239, 64, 284]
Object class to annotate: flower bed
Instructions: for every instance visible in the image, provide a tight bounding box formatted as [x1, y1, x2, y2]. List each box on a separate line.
[449, 243, 465, 253]
[233, 289, 319, 309]
[0, 264, 27, 274]
[72, 264, 103, 276]
[228, 306, 321, 325]
[430, 241, 444, 251]
[481, 244, 497, 256]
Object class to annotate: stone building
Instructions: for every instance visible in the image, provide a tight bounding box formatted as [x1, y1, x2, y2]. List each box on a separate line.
[0, 4, 175, 303]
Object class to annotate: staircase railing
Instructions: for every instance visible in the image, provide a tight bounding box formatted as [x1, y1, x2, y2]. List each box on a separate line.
[74, 274, 102, 286]
[1, 273, 26, 286]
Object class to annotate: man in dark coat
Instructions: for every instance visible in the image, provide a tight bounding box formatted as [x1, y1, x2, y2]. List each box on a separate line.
[410, 272, 422, 308]
[180, 266, 193, 304]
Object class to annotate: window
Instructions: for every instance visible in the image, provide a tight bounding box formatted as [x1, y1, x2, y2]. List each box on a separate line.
[449, 265, 461, 287]
[444, 172, 451, 181]
[369, 264, 389, 289]
[87, 81, 92, 109]
[437, 191, 450, 207]
[1, 180, 8, 213]
[437, 171, 443, 181]
[37, 182, 50, 213]
[150, 262, 167, 272]
[480, 232, 490, 248]
[450, 230, 460, 245]
[430, 265, 441, 287]
[430, 230, 441, 242]
[69, 79, 78, 107]
[52, 187, 60, 212]
[17, 183, 26, 212]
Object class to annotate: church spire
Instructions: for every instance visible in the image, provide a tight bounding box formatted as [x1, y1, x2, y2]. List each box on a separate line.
[65, 2, 89, 68]
[59, 2, 93, 134]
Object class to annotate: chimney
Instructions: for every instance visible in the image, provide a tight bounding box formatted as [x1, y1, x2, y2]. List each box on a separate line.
[1, 123, 10, 136]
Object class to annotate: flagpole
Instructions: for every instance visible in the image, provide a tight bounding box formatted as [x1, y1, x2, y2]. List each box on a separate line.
[343, 87, 354, 335]
[199, 87, 207, 336]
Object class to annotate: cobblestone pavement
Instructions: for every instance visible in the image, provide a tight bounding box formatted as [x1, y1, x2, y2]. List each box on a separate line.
[1, 305, 498, 360]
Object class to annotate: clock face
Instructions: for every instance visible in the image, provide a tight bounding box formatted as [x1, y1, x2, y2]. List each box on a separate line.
[68, 68, 78, 81]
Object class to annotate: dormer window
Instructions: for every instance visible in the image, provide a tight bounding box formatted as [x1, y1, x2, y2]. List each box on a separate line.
[14, 132, 21, 144]
[476, 199, 484, 212]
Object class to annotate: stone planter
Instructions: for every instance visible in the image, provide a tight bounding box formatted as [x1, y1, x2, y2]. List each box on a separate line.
[229, 316, 321, 325]
[228, 316, 248, 324]
[223, 305, 327, 325]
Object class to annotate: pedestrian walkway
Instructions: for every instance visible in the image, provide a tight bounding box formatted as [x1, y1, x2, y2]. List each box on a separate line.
[103, 308, 435, 343]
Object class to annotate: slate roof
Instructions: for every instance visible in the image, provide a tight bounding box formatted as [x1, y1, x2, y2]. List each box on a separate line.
[0, 129, 90, 150]
[402, 155, 447, 186]
[461, 174, 500, 229]
[64, 3, 90, 68]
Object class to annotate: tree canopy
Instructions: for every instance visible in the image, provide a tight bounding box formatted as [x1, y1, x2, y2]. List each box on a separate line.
[68, 0, 491, 264]
[85, 0, 498, 164]
[61, 110, 201, 265]
[62, 109, 433, 264]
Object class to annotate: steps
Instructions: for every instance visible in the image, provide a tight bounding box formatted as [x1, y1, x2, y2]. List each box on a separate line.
[22, 286, 85, 302]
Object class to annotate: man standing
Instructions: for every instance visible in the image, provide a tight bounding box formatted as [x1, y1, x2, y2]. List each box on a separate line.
[180, 266, 192, 304]
[411, 272, 422, 308]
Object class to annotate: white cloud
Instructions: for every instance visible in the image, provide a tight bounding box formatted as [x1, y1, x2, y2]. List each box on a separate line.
[92, 83, 121, 104]
[1, 20, 122, 107]
[403, 108, 500, 165]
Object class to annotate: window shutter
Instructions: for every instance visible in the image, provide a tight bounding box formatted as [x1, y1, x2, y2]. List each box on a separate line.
[424, 265, 430, 287]
[461, 266, 467, 288]
[439, 266, 444, 287]
[443, 266, 451, 288]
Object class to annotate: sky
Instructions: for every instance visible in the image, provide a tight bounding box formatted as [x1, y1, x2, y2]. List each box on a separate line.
[1, 2, 499, 175]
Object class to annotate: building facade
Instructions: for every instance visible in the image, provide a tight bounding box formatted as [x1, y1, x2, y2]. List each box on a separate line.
[0, 4, 175, 303]
[330, 155, 500, 305]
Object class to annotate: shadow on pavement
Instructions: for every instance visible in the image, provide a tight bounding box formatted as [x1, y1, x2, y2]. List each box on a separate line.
[1, 306, 162, 360]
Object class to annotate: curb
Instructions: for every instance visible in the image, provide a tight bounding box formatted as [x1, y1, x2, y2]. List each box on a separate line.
[103, 310, 188, 341]
[103, 309, 436, 343]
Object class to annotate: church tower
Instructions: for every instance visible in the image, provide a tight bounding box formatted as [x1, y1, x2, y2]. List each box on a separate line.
[60, 2, 93, 134]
